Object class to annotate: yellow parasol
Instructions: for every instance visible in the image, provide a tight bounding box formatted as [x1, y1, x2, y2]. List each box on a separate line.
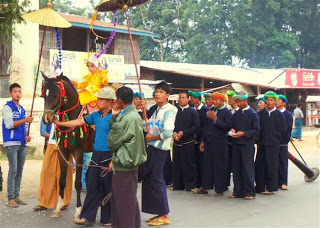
[95, 0, 151, 12]
[22, 0, 71, 136]
[95, 0, 151, 131]
[22, 0, 71, 28]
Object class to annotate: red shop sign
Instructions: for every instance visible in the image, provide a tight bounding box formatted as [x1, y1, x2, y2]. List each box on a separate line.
[285, 69, 320, 88]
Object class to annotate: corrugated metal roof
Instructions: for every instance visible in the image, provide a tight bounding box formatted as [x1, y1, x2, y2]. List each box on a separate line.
[140, 61, 287, 89]
[59, 13, 159, 38]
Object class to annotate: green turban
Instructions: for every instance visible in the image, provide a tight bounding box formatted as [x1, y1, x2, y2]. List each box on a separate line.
[264, 91, 279, 100]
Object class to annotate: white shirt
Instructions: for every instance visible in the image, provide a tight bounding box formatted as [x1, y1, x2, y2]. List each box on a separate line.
[242, 105, 250, 113]
[280, 107, 286, 113]
[231, 107, 240, 114]
[194, 103, 204, 111]
[179, 104, 189, 111]
[267, 107, 276, 116]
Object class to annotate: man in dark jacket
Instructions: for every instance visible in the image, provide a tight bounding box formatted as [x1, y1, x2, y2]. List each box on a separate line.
[172, 91, 200, 191]
[229, 92, 260, 200]
[256, 91, 286, 195]
[189, 90, 209, 188]
[276, 94, 293, 190]
[195, 92, 232, 196]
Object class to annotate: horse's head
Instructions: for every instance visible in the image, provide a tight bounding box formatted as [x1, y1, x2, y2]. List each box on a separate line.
[41, 72, 63, 124]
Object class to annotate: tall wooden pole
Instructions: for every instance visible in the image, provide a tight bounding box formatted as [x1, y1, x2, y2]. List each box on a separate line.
[124, 9, 149, 132]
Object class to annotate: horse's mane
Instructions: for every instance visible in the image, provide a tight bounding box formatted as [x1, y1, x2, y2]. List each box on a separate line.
[61, 75, 78, 94]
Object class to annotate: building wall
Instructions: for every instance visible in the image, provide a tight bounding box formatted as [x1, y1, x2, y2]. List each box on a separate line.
[114, 33, 140, 65]
[0, 33, 11, 97]
[10, 0, 39, 98]
[140, 67, 156, 80]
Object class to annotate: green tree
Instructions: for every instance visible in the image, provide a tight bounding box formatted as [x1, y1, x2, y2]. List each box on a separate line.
[0, 0, 30, 39]
[39, 0, 87, 16]
[290, 0, 320, 68]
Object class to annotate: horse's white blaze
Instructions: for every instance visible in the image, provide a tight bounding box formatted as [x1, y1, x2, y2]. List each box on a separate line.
[53, 196, 63, 214]
[46, 89, 49, 96]
[74, 206, 82, 220]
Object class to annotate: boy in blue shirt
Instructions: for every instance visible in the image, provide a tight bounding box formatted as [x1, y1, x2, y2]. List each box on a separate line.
[2, 83, 33, 207]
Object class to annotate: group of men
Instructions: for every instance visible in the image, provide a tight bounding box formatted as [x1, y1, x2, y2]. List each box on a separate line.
[2, 80, 295, 228]
[168, 90, 293, 201]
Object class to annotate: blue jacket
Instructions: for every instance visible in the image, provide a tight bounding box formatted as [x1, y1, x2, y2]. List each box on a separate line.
[2, 101, 26, 146]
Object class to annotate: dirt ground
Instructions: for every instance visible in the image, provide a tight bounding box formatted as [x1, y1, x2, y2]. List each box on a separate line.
[0, 129, 319, 203]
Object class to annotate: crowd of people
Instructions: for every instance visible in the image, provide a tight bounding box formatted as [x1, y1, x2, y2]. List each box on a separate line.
[1, 54, 305, 228]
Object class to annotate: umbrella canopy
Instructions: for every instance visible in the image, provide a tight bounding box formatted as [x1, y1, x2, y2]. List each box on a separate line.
[95, 0, 151, 12]
[22, 0, 71, 28]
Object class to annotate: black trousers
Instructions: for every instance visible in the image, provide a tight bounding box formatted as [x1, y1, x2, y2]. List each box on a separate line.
[232, 144, 255, 197]
[163, 150, 172, 186]
[202, 141, 228, 193]
[227, 142, 233, 186]
[278, 145, 289, 186]
[172, 142, 197, 190]
[255, 145, 279, 192]
[142, 146, 169, 215]
[80, 152, 112, 224]
[194, 143, 203, 188]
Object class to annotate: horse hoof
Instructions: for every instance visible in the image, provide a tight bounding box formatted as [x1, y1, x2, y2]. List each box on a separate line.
[50, 212, 60, 218]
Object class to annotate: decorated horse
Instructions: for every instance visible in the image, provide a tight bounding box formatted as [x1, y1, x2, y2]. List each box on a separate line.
[41, 72, 94, 219]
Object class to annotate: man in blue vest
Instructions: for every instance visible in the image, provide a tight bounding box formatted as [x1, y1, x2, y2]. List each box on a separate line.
[2, 83, 33, 208]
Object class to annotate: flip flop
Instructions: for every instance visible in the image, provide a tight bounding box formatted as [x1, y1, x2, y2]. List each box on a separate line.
[33, 205, 47, 211]
[146, 215, 159, 222]
[280, 185, 288, 190]
[100, 223, 112, 226]
[215, 192, 224, 196]
[192, 188, 208, 194]
[228, 194, 236, 199]
[6, 201, 19, 208]
[74, 217, 94, 225]
[244, 196, 255, 200]
[263, 190, 273, 195]
[148, 218, 170, 226]
[15, 199, 27, 205]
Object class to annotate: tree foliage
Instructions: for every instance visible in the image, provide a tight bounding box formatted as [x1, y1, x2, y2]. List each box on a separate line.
[0, 0, 30, 39]
[37, 0, 320, 69]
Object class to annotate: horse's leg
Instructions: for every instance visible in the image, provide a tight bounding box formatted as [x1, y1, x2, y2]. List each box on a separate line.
[51, 151, 69, 218]
[73, 149, 83, 221]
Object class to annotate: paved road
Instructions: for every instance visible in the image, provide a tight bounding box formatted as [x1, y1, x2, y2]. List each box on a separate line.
[0, 152, 319, 228]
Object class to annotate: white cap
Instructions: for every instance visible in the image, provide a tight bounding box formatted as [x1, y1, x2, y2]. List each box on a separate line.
[88, 54, 99, 67]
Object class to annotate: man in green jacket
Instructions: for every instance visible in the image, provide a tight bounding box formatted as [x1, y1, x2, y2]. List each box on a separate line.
[108, 86, 147, 228]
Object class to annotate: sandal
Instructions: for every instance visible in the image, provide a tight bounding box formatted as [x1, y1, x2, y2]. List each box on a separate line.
[33, 205, 47, 211]
[244, 196, 255, 200]
[14, 199, 27, 205]
[146, 215, 159, 222]
[263, 190, 273, 195]
[6, 201, 19, 208]
[148, 217, 170, 226]
[215, 192, 224, 196]
[100, 223, 112, 226]
[192, 187, 208, 194]
[228, 194, 236, 199]
[74, 217, 94, 225]
[280, 184, 288, 190]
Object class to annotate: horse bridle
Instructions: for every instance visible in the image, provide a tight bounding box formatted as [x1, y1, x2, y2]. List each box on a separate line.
[43, 80, 80, 116]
